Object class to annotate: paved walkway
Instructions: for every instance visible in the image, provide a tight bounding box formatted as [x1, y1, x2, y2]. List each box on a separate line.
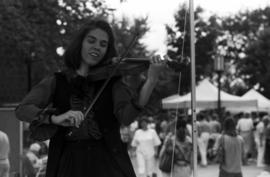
[196, 164, 266, 177]
[130, 156, 270, 177]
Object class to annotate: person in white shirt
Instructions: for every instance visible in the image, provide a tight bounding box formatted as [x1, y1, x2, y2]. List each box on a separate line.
[236, 112, 254, 161]
[255, 115, 269, 167]
[0, 130, 10, 177]
[197, 113, 211, 167]
[132, 117, 161, 177]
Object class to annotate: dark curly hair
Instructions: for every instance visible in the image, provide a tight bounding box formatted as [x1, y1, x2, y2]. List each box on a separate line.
[176, 119, 187, 142]
[223, 118, 237, 136]
[138, 116, 149, 129]
[64, 19, 117, 71]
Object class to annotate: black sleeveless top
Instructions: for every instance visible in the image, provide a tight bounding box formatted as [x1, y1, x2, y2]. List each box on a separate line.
[45, 72, 136, 177]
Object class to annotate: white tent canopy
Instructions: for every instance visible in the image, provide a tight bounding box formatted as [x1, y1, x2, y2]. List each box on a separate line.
[162, 79, 257, 110]
[241, 89, 270, 112]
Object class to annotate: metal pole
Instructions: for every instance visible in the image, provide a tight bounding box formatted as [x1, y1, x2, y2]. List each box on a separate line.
[189, 0, 197, 176]
[26, 59, 32, 92]
[218, 71, 221, 121]
[215, 55, 224, 122]
[19, 122, 23, 177]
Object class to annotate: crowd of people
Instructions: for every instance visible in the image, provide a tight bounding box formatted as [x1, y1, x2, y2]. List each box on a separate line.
[13, 110, 270, 177]
[117, 110, 270, 177]
[0, 109, 267, 177]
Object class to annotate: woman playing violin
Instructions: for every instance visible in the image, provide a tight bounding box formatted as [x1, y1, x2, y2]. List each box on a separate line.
[15, 19, 166, 177]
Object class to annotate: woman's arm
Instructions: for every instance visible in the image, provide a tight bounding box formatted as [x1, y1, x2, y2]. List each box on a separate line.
[213, 135, 222, 154]
[131, 130, 139, 147]
[137, 55, 164, 106]
[15, 75, 56, 124]
[15, 75, 59, 141]
[113, 55, 165, 126]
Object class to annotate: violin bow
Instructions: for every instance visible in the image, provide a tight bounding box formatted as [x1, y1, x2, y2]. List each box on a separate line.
[83, 32, 139, 118]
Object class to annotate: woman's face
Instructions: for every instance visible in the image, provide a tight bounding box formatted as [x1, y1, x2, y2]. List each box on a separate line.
[81, 28, 109, 67]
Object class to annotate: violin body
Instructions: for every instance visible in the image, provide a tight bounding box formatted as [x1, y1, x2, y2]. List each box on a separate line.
[87, 57, 189, 81]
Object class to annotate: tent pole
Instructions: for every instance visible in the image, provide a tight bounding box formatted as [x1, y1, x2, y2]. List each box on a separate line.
[189, 0, 197, 177]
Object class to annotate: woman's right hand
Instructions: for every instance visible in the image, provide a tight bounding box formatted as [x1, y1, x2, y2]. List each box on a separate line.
[51, 110, 84, 128]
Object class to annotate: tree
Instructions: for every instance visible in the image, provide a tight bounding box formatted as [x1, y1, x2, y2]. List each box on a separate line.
[238, 28, 270, 98]
[217, 7, 270, 95]
[112, 17, 150, 58]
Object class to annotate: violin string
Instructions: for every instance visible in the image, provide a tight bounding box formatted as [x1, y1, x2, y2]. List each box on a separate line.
[170, 3, 189, 177]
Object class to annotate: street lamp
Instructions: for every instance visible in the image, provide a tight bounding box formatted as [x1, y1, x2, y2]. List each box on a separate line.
[214, 55, 224, 120]
[25, 52, 36, 92]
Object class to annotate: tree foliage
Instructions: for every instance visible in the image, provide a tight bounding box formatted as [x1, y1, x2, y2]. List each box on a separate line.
[237, 28, 270, 97]
[166, 4, 270, 99]
[219, 7, 270, 96]
[112, 17, 150, 57]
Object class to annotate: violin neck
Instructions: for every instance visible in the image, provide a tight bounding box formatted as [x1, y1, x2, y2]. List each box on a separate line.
[123, 58, 149, 64]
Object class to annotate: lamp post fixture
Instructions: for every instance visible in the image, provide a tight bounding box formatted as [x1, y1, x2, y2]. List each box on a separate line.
[25, 52, 36, 92]
[214, 55, 224, 120]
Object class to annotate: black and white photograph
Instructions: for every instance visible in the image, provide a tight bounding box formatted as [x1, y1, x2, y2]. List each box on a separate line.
[1, 0, 270, 177]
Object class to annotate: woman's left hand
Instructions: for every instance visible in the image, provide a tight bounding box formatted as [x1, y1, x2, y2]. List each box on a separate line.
[147, 55, 167, 83]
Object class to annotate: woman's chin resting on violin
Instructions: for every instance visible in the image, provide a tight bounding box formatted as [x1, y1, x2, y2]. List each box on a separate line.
[15, 18, 167, 177]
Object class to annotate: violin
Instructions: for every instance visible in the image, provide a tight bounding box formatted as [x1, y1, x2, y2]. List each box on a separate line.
[87, 57, 190, 81]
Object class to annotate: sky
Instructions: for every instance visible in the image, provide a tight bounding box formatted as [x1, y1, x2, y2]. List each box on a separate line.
[106, 0, 270, 54]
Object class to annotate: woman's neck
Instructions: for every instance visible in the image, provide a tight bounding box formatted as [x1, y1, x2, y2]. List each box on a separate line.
[76, 65, 89, 77]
